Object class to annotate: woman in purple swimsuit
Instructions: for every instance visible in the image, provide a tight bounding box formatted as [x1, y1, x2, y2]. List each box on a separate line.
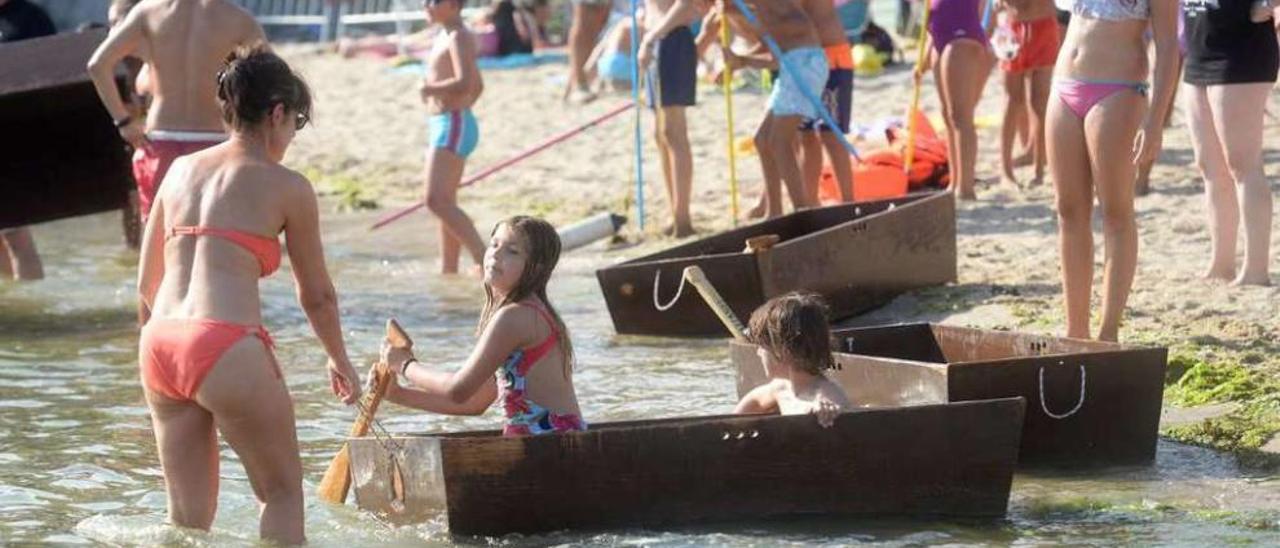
[920, 0, 995, 200]
[1046, 0, 1179, 341]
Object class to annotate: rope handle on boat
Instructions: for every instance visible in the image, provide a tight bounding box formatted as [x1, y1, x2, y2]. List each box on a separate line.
[1038, 361, 1086, 420]
[653, 268, 689, 311]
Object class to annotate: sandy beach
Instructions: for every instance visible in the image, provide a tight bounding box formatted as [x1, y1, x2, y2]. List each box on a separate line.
[278, 43, 1280, 456]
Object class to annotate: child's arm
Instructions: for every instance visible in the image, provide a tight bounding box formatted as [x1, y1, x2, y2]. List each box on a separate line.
[419, 31, 482, 96]
[733, 382, 780, 415]
[381, 305, 535, 415]
[694, 10, 721, 57]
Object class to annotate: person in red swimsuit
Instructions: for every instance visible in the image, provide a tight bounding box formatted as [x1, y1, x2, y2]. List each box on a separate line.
[377, 216, 586, 436]
[135, 48, 360, 544]
[995, 0, 1061, 187]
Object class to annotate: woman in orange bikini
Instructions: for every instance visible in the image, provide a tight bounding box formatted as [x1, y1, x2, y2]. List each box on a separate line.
[136, 48, 360, 544]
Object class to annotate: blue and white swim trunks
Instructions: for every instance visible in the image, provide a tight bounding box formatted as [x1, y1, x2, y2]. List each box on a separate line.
[767, 47, 830, 119]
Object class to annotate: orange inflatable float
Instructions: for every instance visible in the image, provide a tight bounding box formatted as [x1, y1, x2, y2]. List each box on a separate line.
[818, 109, 949, 205]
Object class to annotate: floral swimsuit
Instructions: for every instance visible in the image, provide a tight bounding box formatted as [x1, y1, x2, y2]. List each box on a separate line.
[497, 304, 587, 436]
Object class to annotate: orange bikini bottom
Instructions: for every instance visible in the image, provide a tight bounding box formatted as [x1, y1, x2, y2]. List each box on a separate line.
[139, 318, 276, 401]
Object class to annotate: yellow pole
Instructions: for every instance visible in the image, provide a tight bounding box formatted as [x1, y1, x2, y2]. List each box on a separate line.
[719, 9, 739, 224]
[904, 0, 932, 174]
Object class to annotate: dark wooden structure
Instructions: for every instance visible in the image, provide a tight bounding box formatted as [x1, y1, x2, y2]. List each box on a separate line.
[0, 29, 132, 231]
[596, 192, 957, 337]
[732, 324, 1167, 466]
[349, 398, 1025, 535]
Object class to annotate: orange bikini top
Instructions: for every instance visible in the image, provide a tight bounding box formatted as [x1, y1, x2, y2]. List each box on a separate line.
[168, 225, 282, 277]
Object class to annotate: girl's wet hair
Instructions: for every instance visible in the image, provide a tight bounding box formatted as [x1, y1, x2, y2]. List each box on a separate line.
[215, 46, 312, 131]
[747, 292, 835, 375]
[477, 216, 574, 375]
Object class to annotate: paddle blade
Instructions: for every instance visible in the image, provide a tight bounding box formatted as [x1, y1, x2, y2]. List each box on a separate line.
[316, 443, 352, 504]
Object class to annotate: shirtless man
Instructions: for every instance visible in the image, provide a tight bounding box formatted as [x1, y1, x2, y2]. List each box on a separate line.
[794, 0, 854, 206]
[995, 0, 1059, 187]
[87, 0, 266, 225]
[420, 0, 486, 275]
[637, 0, 699, 237]
[719, 0, 825, 218]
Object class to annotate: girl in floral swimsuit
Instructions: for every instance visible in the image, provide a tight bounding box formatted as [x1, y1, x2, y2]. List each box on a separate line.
[378, 216, 586, 436]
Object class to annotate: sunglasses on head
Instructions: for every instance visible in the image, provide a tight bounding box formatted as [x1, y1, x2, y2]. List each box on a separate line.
[294, 111, 310, 131]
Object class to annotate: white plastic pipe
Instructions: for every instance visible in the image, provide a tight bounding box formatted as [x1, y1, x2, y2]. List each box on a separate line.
[558, 213, 627, 252]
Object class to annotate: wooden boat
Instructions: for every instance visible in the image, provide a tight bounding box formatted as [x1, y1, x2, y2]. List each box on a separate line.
[732, 323, 1167, 466]
[348, 398, 1024, 535]
[0, 29, 132, 231]
[595, 191, 956, 337]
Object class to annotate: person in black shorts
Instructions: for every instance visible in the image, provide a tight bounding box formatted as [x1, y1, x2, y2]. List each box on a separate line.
[638, 0, 699, 237]
[1181, 0, 1278, 285]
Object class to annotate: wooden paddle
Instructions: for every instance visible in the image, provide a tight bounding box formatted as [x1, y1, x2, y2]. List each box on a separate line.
[317, 318, 413, 504]
[682, 266, 748, 341]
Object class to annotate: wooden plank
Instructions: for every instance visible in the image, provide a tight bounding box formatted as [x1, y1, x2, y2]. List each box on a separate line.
[349, 399, 1024, 535]
[0, 30, 131, 230]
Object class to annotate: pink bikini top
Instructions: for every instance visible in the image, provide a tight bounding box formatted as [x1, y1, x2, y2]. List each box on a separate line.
[168, 225, 282, 277]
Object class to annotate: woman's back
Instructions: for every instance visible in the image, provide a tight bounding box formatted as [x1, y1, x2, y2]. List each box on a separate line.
[149, 144, 295, 324]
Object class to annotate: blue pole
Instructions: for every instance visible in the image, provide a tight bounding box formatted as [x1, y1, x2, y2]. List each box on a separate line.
[982, 0, 995, 29]
[629, 0, 646, 230]
[729, 0, 861, 161]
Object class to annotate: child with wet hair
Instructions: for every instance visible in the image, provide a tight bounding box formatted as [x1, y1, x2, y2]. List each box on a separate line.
[379, 216, 586, 436]
[734, 292, 851, 426]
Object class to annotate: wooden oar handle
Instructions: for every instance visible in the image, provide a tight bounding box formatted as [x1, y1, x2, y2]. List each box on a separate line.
[347, 319, 414, 437]
[683, 266, 748, 341]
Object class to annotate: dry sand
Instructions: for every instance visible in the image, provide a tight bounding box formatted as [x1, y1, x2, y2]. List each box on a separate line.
[280, 44, 1279, 380]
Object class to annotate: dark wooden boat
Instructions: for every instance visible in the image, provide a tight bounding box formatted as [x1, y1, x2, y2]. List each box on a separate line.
[732, 323, 1167, 466]
[0, 29, 132, 230]
[348, 398, 1024, 535]
[595, 191, 956, 337]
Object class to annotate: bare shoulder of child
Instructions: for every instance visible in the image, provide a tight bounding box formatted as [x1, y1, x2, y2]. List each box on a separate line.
[733, 379, 785, 415]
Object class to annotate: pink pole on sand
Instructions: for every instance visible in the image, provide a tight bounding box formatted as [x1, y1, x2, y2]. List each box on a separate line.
[370, 102, 635, 231]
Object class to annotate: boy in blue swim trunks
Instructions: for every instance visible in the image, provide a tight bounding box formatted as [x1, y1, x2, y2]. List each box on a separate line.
[719, 0, 827, 219]
[638, 0, 701, 237]
[421, 0, 486, 275]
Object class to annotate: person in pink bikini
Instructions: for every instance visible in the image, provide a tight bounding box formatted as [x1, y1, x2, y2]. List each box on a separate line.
[1046, 0, 1179, 341]
[136, 48, 360, 544]
[88, 0, 266, 224]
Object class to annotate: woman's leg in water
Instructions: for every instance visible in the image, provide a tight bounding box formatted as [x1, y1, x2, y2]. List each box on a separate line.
[198, 337, 305, 544]
[1183, 83, 1238, 281]
[1048, 88, 1096, 339]
[425, 149, 485, 275]
[939, 40, 989, 200]
[1208, 83, 1273, 285]
[146, 391, 219, 532]
[1001, 69, 1028, 185]
[1086, 90, 1146, 341]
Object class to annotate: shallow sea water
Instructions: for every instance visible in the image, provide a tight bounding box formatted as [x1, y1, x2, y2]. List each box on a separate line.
[1, 210, 1276, 546]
